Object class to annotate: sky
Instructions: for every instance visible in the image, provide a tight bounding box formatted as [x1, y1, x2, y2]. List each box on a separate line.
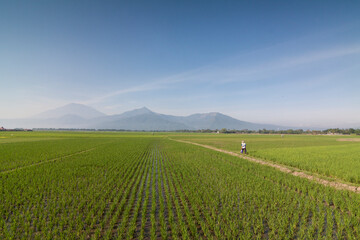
[1, 0, 360, 128]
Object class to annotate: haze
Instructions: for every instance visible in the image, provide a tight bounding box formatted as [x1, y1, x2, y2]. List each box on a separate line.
[1, 1, 360, 128]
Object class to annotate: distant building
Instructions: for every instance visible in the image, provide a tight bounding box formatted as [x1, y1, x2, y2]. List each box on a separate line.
[0, 126, 5, 131]
[327, 132, 343, 135]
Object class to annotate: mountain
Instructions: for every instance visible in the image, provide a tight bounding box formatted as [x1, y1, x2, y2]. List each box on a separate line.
[87, 107, 285, 131]
[88, 107, 193, 131]
[114, 107, 153, 119]
[0, 114, 88, 129]
[1, 104, 289, 130]
[162, 112, 285, 130]
[34, 103, 106, 119]
[0, 103, 105, 129]
[173, 112, 283, 130]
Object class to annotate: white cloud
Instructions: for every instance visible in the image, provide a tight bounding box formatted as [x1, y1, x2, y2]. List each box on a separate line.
[217, 45, 360, 83]
[80, 64, 214, 104]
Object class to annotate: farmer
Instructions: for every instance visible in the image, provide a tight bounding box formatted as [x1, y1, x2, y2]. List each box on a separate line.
[241, 140, 247, 154]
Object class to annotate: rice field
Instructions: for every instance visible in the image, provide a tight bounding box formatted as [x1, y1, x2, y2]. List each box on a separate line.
[1, 132, 360, 239]
[174, 134, 360, 184]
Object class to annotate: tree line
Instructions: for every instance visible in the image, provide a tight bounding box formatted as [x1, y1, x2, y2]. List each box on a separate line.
[177, 128, 360, 135]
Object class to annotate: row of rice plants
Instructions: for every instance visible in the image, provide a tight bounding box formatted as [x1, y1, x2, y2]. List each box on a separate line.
[2, 135, 360, 239]
[0, 137, 112, 172]
[161, 139, 360, 239]
[0, 138, 153, 239]
[114, 143, 152, 239]
[175, 134, 360, 184]
[252, 143, 360, 184]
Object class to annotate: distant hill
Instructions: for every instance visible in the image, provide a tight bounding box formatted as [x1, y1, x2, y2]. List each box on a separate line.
[168, 112, 283, 130]
[89, 108, 192, 131]
[86, 107, 285, 131]
[1, 104, 288, 130]
[34, 103, 106, 119]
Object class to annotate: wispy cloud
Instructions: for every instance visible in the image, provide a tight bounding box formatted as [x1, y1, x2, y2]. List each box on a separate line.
[82, 44, 360, 105]
[217, 44, 360, 83]
[82, 83, 165, 105]
[271, 45, 360, 68]
[81, 64, 215, 104]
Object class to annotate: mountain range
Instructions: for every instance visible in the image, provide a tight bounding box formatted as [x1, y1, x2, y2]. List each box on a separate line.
[1, 103, 289, 130]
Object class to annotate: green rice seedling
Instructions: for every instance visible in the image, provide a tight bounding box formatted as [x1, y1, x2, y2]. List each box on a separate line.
[2, 132, 360, 238]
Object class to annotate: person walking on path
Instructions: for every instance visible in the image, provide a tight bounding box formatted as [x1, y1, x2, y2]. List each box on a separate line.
[241, 140, 247, 154]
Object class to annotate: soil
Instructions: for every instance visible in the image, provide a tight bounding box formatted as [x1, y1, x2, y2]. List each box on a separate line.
[172, 139, 360, 193]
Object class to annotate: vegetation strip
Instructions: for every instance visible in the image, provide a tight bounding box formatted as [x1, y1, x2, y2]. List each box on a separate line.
[0, 147, 98, 174]
[172, 139, 360, 193]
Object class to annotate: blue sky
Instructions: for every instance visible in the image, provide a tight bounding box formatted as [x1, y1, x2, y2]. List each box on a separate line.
[1, 0, 360, 128]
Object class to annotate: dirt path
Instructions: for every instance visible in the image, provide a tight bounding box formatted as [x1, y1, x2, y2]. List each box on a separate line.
[172, 139, 360, 193]
[1, 147, 97, 174]
[337, 138, 360, 142]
